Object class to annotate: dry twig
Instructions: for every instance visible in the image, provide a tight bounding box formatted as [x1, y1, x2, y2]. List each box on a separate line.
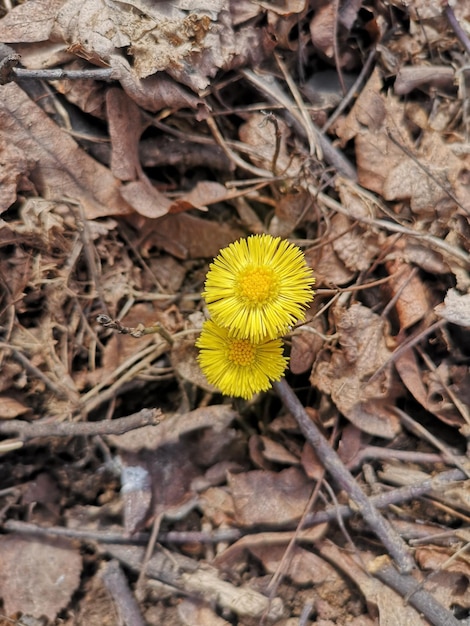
[274, 378, 415, 573]
[0, 408, 162, 441]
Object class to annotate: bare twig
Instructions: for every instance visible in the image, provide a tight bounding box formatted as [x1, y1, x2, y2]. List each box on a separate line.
[308, 185, 470, 267]
[367, 319, 447, 385]
[369, 555, 463, 626]
[97, 314, 174, 344]
[274, 378, 415, 573]
[4, 467, 466, 542]
[13, 67, 115, 82]
[394, 408, 470, 479]
[444, 2, 470, 56]
[1, 343, 70, 400]
[240, 68, 357, 180]
[0, 408, 162, 441]
[322, 47, 376, 132]
[303, 468, 466, 529]
[102, 559, 146, 626]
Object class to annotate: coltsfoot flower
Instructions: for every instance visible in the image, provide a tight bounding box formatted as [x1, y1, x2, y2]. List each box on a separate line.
[202, 234, 315, 341]
[196, 319, 288, 399]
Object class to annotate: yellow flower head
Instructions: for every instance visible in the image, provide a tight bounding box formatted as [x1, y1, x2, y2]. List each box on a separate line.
[202, 234, 315, 341]
[196, 319, 288, 399]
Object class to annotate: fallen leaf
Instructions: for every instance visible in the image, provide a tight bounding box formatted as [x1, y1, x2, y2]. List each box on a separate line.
[0, 535, 82, 620]
[0, 83, 132, 218]
[0, 396, 30, 419]
[0, 0, 62, 42]
[435, 288, 470, 327]
[386, 254, 430, 330]
[229, 467, 313, 526]
[311, 303, 401, 438]
[120, 180, 172, 218]
[135, 212, 244, 260]
[106, 88, 145, 181]
[250, 544, 338, 586]
[178, 599, 231, 626]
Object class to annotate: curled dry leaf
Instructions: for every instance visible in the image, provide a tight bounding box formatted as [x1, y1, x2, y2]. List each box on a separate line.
[385, 256, 430, 331]
[435, 288, 470, 327]
[106, 88, 145, 181]
[335, 68, 470, 217]
[311, 303, 400, 438]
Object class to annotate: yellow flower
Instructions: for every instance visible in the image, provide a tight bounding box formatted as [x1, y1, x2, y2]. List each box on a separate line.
[196, 320, 288, 399]
[202, 234, 315, 341]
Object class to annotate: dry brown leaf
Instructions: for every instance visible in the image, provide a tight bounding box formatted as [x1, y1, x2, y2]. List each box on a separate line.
[169, 181, 231, 213]
[309, 3, 336, 58]
[178, 599, 231, 626]
[122, 443, 200, 531]
[118, 65, 204, 112]
[239, 112, 301, 176]
[0, 139, 36, 213]
[311, 303, 400, 438]
[336, 68, 470, 217]
[136, 212, 244, 259]
[395, 349, 430, 411]
[271, 188, 313, 237]
[300, 441, 324, 481]
[229, 467, 313, 526]
[107, 404, 236, 452]
[257, 435, 300, 465]
[120, 180, 172, 218]
[0, 535, 82, 620]
[305, 242, 355, 286]
[0, 83, 131, 218]
[0, 0, 63, 42]
[385, 257, 430, 330]
[199, 486, 236, 526]
[435, 288, 470, 327]
[319, 542, 428, 626]
[290, 321, 325, 375]
[106, 88, 145, 181]
[0, 396, 30, 419]
[251, 544, 338, 586]
[50, 0, 237, 91]
[331, 213, 381, 272]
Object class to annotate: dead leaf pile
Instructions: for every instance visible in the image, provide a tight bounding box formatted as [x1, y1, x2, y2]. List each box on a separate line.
[1, 1, 470, 625]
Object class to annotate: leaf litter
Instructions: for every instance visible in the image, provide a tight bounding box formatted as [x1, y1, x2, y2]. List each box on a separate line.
[1, 1, 470, 625]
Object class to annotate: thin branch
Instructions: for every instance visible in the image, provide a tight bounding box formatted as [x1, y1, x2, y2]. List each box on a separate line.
[444, 2, 470, 56]
[322, 47, 376, 133]
[394, 407, 470, 479]
[0, 408, 162, 441]
[102, 560, 146, 626]
[274, 378, 415, 573]
[369, 555, 463, 626]
[4, 467, 466, 542]
[13, 67, 116, 82]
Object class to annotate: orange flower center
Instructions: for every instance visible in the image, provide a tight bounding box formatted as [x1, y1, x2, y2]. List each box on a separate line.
[237, 266, 279, 304]
[228, 338, 256, 366]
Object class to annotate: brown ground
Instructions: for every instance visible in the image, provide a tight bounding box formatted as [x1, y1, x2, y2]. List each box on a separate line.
[0, 1, 470, 625]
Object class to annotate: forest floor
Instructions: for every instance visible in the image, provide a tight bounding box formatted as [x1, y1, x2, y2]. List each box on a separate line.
[0, 1, 470, 625]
